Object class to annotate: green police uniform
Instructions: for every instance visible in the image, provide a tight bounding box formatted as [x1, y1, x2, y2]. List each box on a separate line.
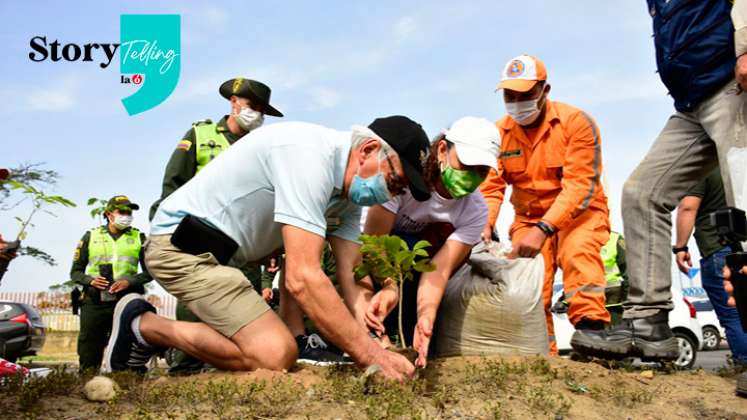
[149, 116, 240, 220]
[70, 225, 151, 372]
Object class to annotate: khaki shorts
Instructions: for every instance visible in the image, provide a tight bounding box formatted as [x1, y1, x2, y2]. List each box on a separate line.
[144, 234, 269, 337]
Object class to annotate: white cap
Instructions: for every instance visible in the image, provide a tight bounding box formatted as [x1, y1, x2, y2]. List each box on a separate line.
[442, 117, 500, 170]
[497, 54, 547, 92]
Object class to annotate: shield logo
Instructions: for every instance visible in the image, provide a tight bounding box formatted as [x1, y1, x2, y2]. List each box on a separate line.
[506, 60, 525, 78]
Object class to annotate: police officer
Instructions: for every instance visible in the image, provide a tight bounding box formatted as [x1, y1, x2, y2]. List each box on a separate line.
[70, 195, 151, 372]
[149, 78, 283, 374]
[149, 78, 283, 219]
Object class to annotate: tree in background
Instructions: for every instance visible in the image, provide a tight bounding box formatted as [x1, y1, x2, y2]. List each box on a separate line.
[0, 163, 76, 284]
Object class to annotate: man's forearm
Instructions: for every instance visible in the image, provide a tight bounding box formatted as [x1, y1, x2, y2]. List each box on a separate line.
[675, 209, 697, 247]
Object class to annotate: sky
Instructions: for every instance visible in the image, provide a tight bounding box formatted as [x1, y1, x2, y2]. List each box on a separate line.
[0, 0, 695, 292]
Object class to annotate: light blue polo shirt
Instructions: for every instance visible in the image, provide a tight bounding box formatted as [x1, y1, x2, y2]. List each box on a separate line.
[150, 122, 361, 267]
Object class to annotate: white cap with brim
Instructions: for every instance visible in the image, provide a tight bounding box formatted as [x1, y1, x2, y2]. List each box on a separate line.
[442, 117, 500, 171]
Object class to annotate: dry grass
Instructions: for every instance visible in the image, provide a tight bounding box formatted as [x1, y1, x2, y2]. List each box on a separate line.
[2, 355, 745, 419]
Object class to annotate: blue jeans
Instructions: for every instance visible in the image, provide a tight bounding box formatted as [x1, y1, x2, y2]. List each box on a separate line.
[701, 247, 747, 364]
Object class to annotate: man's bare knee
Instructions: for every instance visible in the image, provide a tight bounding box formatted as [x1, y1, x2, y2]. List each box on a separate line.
[232, 311, 298, 370]
[258, 337, 298, 370]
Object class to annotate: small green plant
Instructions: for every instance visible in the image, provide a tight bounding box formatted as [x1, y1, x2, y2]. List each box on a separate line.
[6, 180, 76, 243]
[87, 196, 109, 220]
[1, 178, 75, 283]
[353, 234, 436, 348]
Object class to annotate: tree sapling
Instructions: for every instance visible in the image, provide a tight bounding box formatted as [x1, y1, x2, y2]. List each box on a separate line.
[353, 234, 436, 349]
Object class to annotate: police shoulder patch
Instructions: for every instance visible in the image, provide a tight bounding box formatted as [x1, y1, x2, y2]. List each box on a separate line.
[176, 139, 192, 151]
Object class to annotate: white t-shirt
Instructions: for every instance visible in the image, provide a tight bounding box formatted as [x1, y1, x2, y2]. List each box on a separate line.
[381, 188, 488, 246]
[151, 122, 361, 267]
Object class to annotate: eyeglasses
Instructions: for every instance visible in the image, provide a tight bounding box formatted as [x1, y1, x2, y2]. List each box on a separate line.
[383, 153, 408, 195]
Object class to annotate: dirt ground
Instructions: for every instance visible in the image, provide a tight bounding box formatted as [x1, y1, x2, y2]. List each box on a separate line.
[4, 354, 747, 419]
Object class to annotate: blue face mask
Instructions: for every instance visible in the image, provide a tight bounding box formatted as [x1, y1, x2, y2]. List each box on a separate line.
[349, 169, 392, 206]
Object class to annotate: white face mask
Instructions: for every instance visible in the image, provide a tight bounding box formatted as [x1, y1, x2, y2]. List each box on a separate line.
[112, 215, 133, 230]
[234, 107, 264, 132]
[505, 96, 543, 126]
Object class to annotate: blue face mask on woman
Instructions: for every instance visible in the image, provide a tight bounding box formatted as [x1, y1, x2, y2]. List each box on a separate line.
[349, 157, 392, 206]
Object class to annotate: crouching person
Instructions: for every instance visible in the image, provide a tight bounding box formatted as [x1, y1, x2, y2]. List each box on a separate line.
[352, 117, 500, 367]
[102, 117, 429, 381]
[480, 55, 612, 355]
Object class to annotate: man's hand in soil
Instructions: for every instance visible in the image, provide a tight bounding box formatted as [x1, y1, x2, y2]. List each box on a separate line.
[261, 288, 273, 303]
[737, 54, 747, 93]
[109, 279, 130, 293]
[509, 226, 547, 258]
[371, 347, 415, 382]
[724, 264, 747, 307]
[364, 283, 399, 336]
[282, 225, 415, 381]
[413, 316, 433, 368]
[675, 250, 693, 274]
[90, 276, 110, 290]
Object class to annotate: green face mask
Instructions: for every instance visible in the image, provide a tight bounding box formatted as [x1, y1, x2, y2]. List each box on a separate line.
[439, 153, 486, 199]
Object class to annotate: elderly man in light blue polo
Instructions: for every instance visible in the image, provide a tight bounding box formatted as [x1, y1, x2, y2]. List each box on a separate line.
[102, 116, 431, 381]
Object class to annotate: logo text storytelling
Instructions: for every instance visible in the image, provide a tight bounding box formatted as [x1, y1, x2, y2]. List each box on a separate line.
[27, 14, 181, 116]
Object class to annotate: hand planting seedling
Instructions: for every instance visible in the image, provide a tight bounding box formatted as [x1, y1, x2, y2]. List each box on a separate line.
[353, 234, 436, 353]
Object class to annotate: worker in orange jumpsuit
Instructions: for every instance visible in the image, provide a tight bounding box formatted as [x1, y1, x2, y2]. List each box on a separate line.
[480, 55, 611, 354]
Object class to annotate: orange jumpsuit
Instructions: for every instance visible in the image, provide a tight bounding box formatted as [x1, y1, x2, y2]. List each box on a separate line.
[480, 99, 611, 354]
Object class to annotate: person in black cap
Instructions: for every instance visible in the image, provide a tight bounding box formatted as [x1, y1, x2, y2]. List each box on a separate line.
[103, 116, 429, 382]
[70, 195, 152, 372]
[279, 116, 434, 366]
[149, 78, 282, 374]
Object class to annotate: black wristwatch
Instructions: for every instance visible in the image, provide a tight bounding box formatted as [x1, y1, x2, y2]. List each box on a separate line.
[535, 221, 556, 237]
[671, 245, 688, 254]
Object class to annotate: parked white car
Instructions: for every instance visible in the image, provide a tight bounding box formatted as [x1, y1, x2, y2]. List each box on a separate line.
[691, 299, 726, 351]
[553, 284, 703, 369]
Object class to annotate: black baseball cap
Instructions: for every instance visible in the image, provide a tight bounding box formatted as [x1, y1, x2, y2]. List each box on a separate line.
[106, 195, 140, 212]
[368, 116, 431, 202]
[0, 168, 9, 180]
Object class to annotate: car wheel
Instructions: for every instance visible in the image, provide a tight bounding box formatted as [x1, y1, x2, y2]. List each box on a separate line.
[701, 326, 721, 351]
[673, 331, 697, 370]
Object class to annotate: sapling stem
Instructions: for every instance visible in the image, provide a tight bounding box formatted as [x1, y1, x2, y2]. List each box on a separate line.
[16, 200, 40, 241]
[397, 273, 405, 349]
